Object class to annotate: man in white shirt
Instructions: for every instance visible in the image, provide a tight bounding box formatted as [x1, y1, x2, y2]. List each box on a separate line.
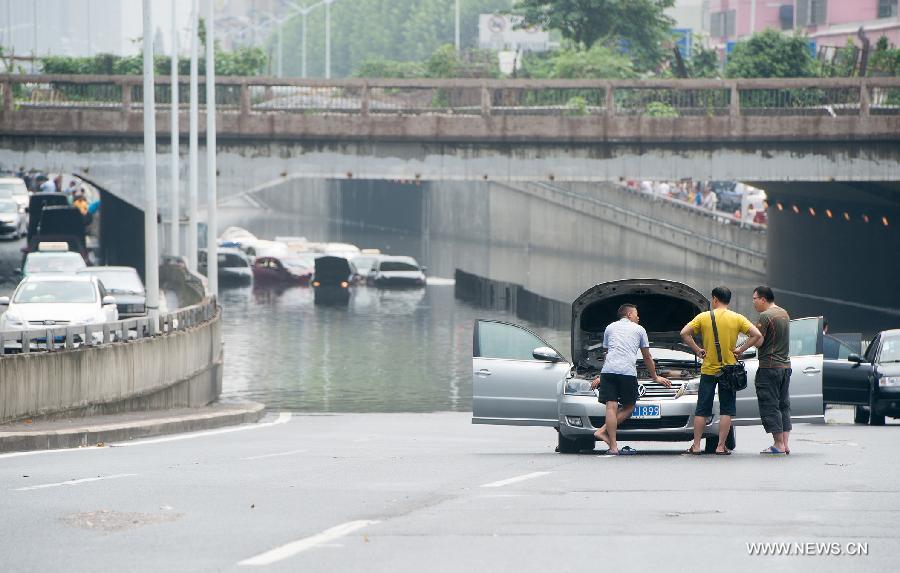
[590, 304, 671, 455]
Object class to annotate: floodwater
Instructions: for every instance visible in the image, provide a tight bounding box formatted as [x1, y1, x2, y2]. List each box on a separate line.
[215, 208, 569, 413]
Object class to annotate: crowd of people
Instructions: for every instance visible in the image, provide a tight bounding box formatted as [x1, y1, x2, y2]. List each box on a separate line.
[13, 167, 100, 228]
[628, 179, 769, 226]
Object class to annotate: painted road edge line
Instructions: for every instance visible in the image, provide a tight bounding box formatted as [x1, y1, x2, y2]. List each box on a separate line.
[480, 471, 551, 488]
[240, 449, 307, 461]
[238, 520, 380, 566]
[110, 412, 292, 447]
[15, 473, 137, 492]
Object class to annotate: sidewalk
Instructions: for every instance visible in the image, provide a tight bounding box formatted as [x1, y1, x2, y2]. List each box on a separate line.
[0, 401, 265, 453]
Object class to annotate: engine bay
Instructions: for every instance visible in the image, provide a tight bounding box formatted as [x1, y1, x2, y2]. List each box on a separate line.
[574, 338, 701, 381]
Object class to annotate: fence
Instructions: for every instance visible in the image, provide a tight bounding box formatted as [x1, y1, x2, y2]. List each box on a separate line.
[2, 74, 899, 119]
[0, 296, 217, 356]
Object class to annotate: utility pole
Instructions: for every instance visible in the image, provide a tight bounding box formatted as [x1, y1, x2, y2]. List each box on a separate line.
[205, 0, 218, 296]
[188, 0, 199, 272]
[455, 0, 460, 52]
[170, 0, 180, 257]
[325, 0, 333, 79]
[142, 0, 160, 326]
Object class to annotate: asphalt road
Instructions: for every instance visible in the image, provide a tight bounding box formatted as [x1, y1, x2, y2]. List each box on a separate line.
[0, 410, 897, 572]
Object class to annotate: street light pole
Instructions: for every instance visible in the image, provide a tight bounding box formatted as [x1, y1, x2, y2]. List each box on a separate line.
[325, 0, 333, 79]
[205, 0, 218, 296]
[142, 0, 160, 325]
[302, 10, 308, 77]
[188, 0, 199, 272]
[170, 0, 180, 257]
[455, 0, 460, 52]
[277, 17, 283, 77]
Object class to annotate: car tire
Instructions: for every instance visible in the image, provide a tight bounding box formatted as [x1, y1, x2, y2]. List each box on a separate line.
[704, 427, 736, 453]
[869, 392, 885, 426]
[726, 426, 736, 450]
[557, 434, 591, 454]
[854, 405, 870, 425]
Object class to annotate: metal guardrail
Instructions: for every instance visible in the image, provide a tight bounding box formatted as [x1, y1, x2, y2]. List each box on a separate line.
[0, 296, 217, 356]
[2, 74, 899, 118]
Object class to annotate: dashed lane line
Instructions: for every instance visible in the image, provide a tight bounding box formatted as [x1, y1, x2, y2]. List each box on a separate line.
[480, 471, 551, 488]
[238, 520, 380, 566]
[14, 473, 137, 492]
[240, 448, 307, 461]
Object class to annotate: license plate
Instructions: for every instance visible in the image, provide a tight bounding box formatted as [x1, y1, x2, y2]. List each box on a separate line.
[631, 404, 661, 419]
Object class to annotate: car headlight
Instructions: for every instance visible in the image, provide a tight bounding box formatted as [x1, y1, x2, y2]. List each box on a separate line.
[3, 312, 24, 327]
[678, 380, 701, 397]
[564, 379, 595, 396]
[879, 376, 900, 387]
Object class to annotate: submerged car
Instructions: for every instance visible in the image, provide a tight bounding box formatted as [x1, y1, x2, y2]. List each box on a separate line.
[472, 279, 825, 454]
[0, 198, 26, 239]
[0, 274, 118, 332]
[370, 256, 426, 288]
[253, 254, 317, 286]
[199, 247, 253, 286]
[77, 266, 147, 318]
[311, 255, 356, 305]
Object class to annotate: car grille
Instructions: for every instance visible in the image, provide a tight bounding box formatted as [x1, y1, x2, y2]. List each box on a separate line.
[639, 381, 683, 399]
[589, 416, 690, 430]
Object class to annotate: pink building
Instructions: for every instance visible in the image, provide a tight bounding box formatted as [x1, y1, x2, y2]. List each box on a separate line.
[705, 0, 900, 50]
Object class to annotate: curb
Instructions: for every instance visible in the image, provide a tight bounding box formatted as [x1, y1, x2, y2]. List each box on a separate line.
[0, 402, 266, 453]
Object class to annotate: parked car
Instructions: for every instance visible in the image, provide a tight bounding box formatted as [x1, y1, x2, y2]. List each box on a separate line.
[21, 242, 88, 276]
[0, 274, 118, 332]
[199, 248, 253, 286]
[0, 198, 27, 239]
[823, 329, 900, 426]
[253, 254, 317, 286]
[0, 177, 29, 211]
[370, 256, 426, 288]
[77, 266, 147, 318]
[351, 253, 384, 283]
[311, 255, 356, 305]
[472, 279, 825, 454]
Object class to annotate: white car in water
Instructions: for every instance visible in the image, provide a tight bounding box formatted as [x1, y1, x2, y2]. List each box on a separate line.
[0, 274, 118, 332]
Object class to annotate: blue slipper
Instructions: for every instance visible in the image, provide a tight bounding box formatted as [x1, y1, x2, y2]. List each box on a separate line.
[760, 446, 786, 455]
[618, 446, 637, 455]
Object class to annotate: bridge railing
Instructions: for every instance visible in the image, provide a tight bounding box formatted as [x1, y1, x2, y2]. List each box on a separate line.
[0, 296, 217, 356]
[2, 74, 899, 118]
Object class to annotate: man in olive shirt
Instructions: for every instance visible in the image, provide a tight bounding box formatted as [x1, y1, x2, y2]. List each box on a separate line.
[680, 286, 762, 455]
[751, 286, 792, 455]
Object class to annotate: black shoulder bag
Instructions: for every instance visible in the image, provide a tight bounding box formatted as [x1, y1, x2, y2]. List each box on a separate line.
[709, 309, 748, 392]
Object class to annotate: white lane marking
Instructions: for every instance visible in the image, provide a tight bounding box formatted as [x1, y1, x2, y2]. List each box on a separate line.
[240, 448, 307, 461]
[238, 520, 379, 566]
[480, 471, 551, 488]
[0, 413, 292, 460]
[14, 473, 137, 492]
[110, 412, 292, 448]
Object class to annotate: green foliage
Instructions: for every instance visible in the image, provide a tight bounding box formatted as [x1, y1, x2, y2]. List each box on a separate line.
[564, 95, 587, 115]
[725, 29, 817, 78]
[645, 101, 678, 117]
[688, 43, 720, 78]
[39, 47, 266, 77]
[870, 36, 900, 76]
[353, 59, 425, 78]
[521, 44, 636, 78]
[512, 0, 674, 70]
[425, 44, 462, 78]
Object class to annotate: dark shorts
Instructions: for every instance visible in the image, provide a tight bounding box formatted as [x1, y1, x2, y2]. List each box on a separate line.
[694, 373, 737, 417]
[755, 367, 792, 434]
[599, 373, 639, 406]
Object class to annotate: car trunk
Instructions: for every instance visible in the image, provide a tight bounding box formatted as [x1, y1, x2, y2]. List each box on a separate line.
[571, 279, 709, 377]
[314, 256, 352, 286]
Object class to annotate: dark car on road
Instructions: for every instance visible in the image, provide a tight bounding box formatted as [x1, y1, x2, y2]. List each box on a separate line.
[823, 329, 900, 425]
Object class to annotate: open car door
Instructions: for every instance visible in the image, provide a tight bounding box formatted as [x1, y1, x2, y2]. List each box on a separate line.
[472, 320, 569, 427]
[734, 316, 824, 425]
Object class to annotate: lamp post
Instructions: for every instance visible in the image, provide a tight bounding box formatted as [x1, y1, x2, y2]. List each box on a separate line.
[205, 0, 218, 296]
[187, 0, 199, 272]
[288, 1, 325, 78]
[324, 0, 333, 79]
[455, 0, 460, 52]
[169, 0, 180, 257]
[142, 0, 160, 325]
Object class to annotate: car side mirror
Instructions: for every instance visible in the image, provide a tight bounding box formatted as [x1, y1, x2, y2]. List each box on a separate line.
[102, 295, 116, 306]
[848, 353, 863, 364]
[0, 296, 9, 306]
[533, 346, 562, 362]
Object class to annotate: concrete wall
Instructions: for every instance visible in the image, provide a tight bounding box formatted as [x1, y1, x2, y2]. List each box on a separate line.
[0, 308, 221, 423]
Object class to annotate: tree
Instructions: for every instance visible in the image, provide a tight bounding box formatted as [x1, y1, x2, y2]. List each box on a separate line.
[725, 29, 817, 78]
[511, 0, 674, 69]
[522, 44, 635, 79]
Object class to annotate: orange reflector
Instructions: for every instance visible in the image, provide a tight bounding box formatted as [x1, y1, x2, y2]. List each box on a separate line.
[791, 205, 800, 214]
[825, 209, 833, 218]
[883, 216, 889, 227]
[808, 207, 816, 216]
[776, 203, 784, 211]
[843, 212, 851, 221]
[340, 281, 349, 288]
[312, 281, 320, 287]
[862, 214, 870, 223]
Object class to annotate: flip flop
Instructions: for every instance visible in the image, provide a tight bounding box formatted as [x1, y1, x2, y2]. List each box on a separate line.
[715, 450, 732, 456]
[619, 446, 637, 455]
[760, 446, 786, 455]
[682, 446, 702, 455]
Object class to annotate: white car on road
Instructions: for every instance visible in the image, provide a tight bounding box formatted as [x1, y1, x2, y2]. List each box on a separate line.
[0, 198, 26, 239]
[0, 274, 118, 332]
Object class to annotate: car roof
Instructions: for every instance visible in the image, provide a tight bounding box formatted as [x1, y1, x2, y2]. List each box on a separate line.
[881, 329, 900, 337]
[0, 177, 26, 184]
[77, 266, 138, 273]
[27, 250, 84, 257]
[379, 255, 418, 263]
[22, 273, 95, 283]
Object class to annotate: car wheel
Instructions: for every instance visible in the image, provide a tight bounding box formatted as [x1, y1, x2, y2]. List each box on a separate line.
[557, 433, 590, 454]
[854, 405, 870, 425]
[703, 437, 718, 454]
[726, 426, 736, 450]
[869, 392, 885, 426]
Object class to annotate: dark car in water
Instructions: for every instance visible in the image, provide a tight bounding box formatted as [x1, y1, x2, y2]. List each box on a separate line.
[199, 247, 253, 287]
[78, 266, 147, 318]
[823, 329, 900, 425]
[311, 255, 355, 305]
[253, 254, 317, 286]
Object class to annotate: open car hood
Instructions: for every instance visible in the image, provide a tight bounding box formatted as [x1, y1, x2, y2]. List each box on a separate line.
[571, 279, 709, 367]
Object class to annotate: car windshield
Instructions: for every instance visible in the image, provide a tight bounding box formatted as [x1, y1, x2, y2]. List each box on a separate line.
[0, 200, 17, 213]
[14, 281, 96, 303]
[0, 188, 13, 198]
[380, 261, 418, 272]
[283, 256, 315, 269]
[24, 253, 86, 273]
[352, 256, 377, 272]
[219, 253, 249, 267]
[86, 270, 144, 294]
[881, 337, 900, 363]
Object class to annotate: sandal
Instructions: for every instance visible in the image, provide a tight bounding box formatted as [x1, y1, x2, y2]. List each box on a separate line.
[714, 449, 732, 456]
[619, 446, 637, 455]
[760, 446, 786, 455]
[682, 446, 702, 455]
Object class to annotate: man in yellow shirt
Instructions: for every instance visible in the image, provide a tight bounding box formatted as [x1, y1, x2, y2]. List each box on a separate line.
[680, 286, 763, 455]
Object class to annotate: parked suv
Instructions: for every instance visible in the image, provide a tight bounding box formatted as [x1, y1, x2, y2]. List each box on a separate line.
[472, 279, 825, 453]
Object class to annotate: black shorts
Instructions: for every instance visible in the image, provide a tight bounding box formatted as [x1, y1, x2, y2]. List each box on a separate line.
[694, 373, 737, 417]
[599, 373, 639, 406]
